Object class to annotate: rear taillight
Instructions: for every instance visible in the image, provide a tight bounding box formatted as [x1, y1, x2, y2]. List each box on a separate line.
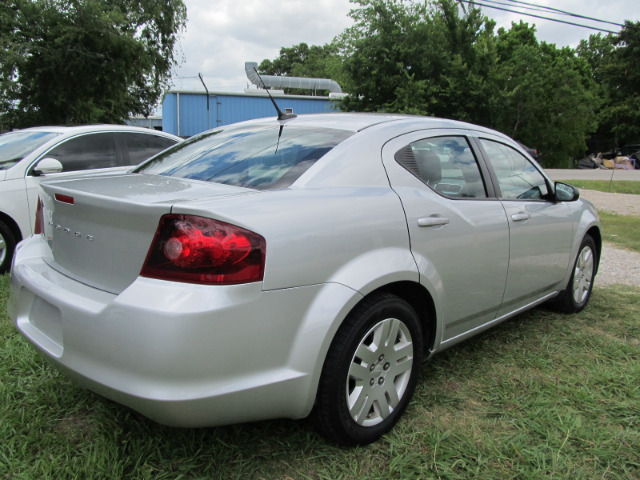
[34, 196, 45, 235]
[140, 214, 266, 285]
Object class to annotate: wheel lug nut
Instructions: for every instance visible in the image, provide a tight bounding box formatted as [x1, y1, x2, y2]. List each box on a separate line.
[378, 377, 384, 385]
[379, 354, 384, 361]
[369, 364, 375, 372]
[370, 378, 375, 386]
[383, 362, 390, 370]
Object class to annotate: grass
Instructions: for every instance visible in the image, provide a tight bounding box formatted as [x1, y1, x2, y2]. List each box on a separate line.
[599, 211, 640, 253]
[566, 179, 640, 195]
[562, 178, 640, 252]
[2, 275, 640, 479]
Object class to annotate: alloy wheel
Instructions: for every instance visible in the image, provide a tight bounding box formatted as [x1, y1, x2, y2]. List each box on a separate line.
[572, 244, 594, 306]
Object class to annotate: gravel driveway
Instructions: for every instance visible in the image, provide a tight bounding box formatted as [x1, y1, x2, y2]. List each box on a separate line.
[577, 189, 640, 288]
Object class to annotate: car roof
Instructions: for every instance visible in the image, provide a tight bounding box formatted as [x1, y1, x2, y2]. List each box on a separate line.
[7, 124, 181, 140]
[226, 112, 501, 137]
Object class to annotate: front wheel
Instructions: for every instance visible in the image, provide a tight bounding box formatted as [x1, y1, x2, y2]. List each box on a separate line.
[552, 234, 598, 313]
[312, 293, 424, 445]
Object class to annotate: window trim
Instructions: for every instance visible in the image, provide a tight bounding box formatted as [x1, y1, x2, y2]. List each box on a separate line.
[394, 134, 495, 201]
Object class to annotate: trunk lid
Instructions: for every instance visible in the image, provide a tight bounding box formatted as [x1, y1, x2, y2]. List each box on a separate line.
[39, 173, 254, 293]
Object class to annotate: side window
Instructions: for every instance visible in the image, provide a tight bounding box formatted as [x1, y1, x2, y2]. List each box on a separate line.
[121, 132, 178, 165]
[43, 133, 118, 172]
[479, 139, 548, 199]
[395, 136, 487, 198]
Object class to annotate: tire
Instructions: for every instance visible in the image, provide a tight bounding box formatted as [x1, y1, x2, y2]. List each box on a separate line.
[552, 234, 598, 313]
[312, 292, 424, 445]
[0, 220, 16, 274]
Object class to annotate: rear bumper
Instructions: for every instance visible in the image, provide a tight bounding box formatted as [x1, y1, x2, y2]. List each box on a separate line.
[8, 236, 358, 427]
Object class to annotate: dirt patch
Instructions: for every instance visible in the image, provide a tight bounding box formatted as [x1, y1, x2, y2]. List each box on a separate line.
[596, 244, 640, 287]
[579, 189, 640, 217]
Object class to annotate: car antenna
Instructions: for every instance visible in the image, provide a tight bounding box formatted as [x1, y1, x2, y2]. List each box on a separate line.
[253, 67, 297, 121]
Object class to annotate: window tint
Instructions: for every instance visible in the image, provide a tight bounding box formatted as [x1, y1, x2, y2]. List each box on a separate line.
[395, 136, 486, 198]
[479, 139, 548, 199]
[121, 132, 178, 165]
[137, 126, 353, 190]
[43, 133, 118, 172]
[0, 131, 60, 170]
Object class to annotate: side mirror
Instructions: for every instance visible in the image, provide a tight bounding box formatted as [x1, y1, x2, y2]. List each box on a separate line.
[32, 157, 63, 176]
[554, 182, 579, 202]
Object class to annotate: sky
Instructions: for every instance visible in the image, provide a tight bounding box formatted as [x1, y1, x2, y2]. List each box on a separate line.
[170, 0, 639, 94]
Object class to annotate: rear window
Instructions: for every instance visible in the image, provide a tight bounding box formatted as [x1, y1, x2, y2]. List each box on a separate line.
[136, 126, 353, 190]
[0, 131, 60, 170]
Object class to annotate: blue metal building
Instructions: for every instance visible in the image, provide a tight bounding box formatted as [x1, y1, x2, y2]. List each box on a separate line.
[162, 90, 342, 137]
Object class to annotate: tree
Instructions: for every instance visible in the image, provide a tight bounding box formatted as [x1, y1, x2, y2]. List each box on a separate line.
[338, 0, 498, 124]
[593, 22, 640, 148]
[256, 0, 603, 166]
[493, 23, 598, 167]
[0, 2, 21, 130]
[0, 0, 186, 128]
[576, 33, 615, 152]
[340, 1, 599, 166]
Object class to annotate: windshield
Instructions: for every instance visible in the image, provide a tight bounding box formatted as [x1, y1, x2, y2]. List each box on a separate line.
[136, 125, 353, 190]
[0, 131, 61, 170]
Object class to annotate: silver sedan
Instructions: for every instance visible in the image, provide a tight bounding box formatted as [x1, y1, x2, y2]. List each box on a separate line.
[8, 113, 600, 445]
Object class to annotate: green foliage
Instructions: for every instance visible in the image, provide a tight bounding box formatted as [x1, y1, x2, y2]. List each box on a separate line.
[260, 0, 600, 167]
[600, 22, 640, 146]
[578, 22, 640, 151]
[0, 0, 186, 128]
[338, 0, 427, 113]
[493, 27, 598, 167]
[339, 0, 499, 125]
[2, 273, 639, 478]
[259, 0, 640, 167]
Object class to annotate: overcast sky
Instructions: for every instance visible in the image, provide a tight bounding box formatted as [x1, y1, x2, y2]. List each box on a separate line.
[170, 0, 639, 93]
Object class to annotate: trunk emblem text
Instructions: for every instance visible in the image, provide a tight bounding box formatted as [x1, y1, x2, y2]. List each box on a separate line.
[55, 224, 95, 241]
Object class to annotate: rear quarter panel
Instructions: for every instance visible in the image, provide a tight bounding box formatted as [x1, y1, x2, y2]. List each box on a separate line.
[172, 185, 418, 292]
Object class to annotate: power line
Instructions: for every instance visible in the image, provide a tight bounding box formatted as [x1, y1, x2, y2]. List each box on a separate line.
[468, 0, 621, 32]
[483, 0, 560, 17]
[458, 0, 618, 34]
[501, 0, 624, 27]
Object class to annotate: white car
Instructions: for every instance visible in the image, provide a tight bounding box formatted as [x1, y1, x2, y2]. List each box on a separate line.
[8, 113, 600, 445]
[0, 125, 181, 272]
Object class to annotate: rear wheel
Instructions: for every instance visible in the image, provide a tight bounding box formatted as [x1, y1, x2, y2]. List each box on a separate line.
[552, 234, 597, 313]
[0, 221, 16, 274]
[312, 293, 424, 445]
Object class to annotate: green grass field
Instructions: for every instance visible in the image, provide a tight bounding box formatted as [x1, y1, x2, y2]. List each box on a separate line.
[567, 179, 640, 195]
[562, 178, 640, 253]
[2, 274, 639, 479]
[599, 211, 640, 253]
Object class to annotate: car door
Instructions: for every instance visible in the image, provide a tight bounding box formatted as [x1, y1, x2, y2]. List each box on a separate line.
[24, 132, 119, 234]
[382, 131, 510, 343]
[475, 136, 573, 316]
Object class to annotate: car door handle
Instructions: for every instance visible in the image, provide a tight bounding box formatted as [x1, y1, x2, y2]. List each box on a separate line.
[511, 212, 531, 222]
[418, 216, 450, 227]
